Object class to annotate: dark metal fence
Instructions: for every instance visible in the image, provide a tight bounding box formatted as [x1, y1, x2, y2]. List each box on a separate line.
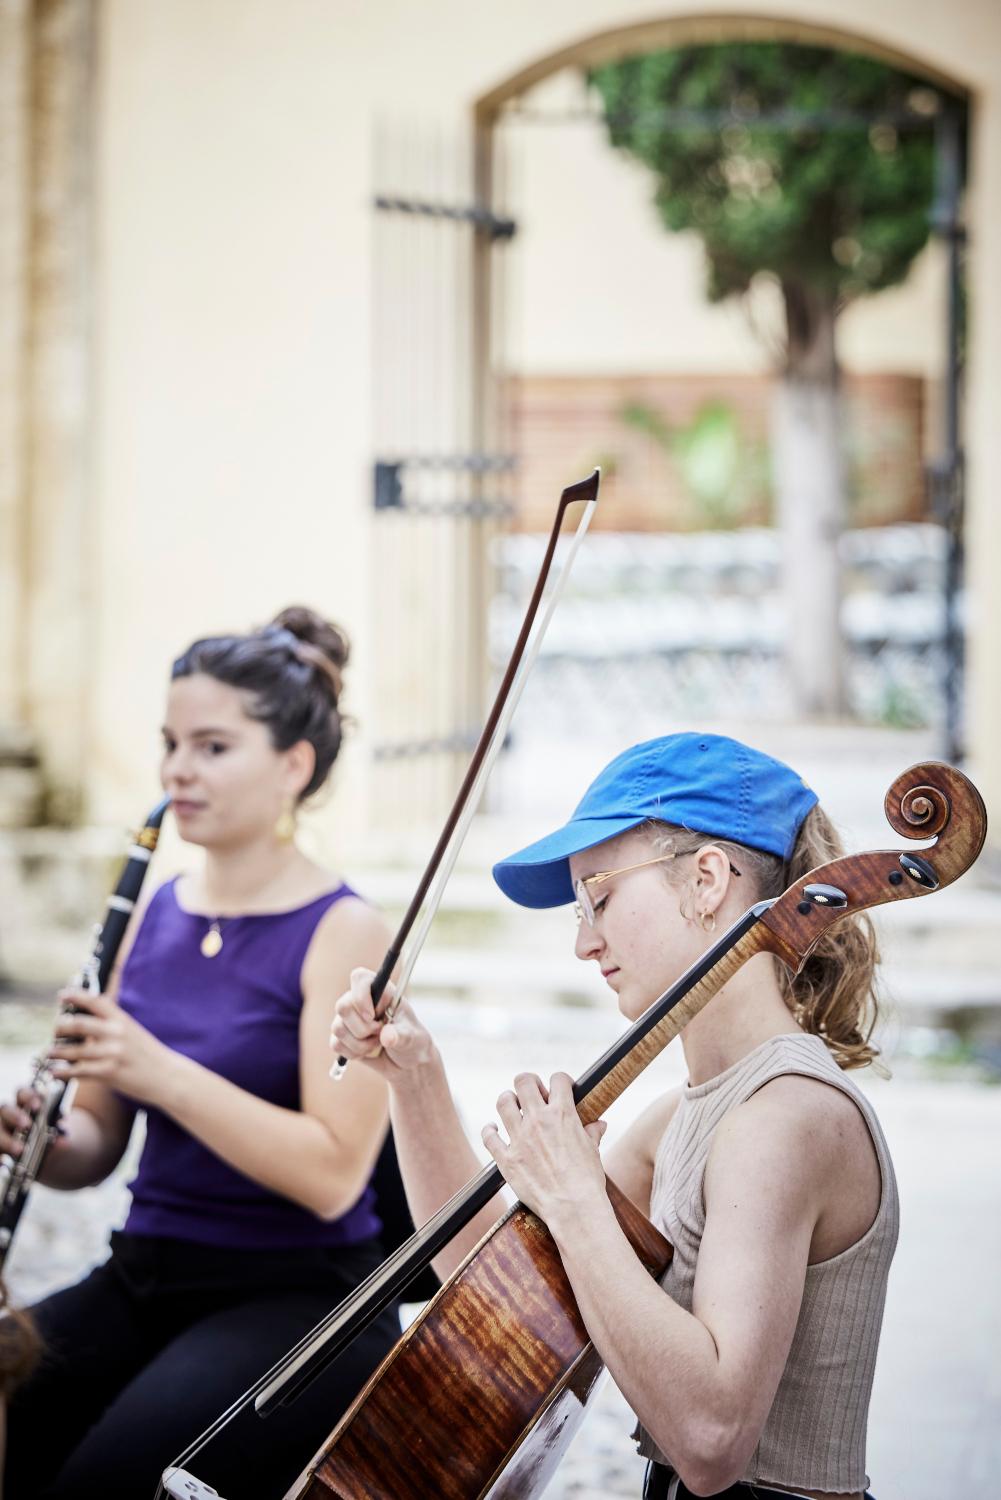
[368, 122, 516, 824]
[491, 525, 953, 737]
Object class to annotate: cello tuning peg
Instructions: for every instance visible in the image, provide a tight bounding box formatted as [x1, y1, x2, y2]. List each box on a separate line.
[799, 883, 849, 909]
[898, 853, 940, 890]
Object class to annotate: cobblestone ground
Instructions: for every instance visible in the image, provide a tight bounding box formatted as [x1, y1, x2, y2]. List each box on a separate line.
[1, 996, 999, 1499]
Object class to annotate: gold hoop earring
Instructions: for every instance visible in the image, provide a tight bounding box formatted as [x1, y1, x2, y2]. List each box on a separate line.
[275, 798, 297, 843]
[699, 910, 716, 934]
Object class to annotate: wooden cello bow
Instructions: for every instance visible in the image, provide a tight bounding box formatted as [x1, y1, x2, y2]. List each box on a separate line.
[271, 759, 985, 1500]
[159, 473, 601, 1500]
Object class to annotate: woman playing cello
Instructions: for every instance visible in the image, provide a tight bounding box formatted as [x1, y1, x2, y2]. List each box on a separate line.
[2, 608, 399, 1499]
[332, 732, 894, 1500]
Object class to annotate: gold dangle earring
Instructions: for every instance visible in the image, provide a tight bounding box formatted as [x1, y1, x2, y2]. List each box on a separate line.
[275, 796, 297, 843]
[700, 909, 717, 934]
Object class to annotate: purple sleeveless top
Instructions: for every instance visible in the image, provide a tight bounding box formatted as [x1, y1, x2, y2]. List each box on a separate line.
[115, 878, 382, 1250]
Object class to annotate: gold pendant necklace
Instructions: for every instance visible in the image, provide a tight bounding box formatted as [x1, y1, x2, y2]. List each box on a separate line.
[201, 919, 224, 958]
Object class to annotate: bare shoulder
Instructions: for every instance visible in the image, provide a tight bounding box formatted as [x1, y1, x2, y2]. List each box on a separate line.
[748, 1070, 870, 1137]
[301, 892, 392, 987]
[313, 891, 391, 944]
[708, 1072, 881, 1257]
[714, 1073, 871, 1166]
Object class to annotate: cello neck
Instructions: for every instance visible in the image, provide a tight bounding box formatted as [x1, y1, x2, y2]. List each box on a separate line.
[572, 906, 772, 1125]
[253, 904, 772, 1416]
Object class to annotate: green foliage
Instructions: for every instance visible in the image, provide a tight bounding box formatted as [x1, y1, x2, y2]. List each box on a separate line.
[875, 679, 927, 729]
[590, 44, 937, 307]
[620, 398, 770, 528]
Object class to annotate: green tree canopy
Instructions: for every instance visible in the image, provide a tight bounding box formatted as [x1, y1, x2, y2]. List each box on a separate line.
[590, 43, 953, 717]
[590, 44, 939, 312]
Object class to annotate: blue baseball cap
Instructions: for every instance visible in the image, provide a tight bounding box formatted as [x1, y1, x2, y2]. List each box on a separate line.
[492, 733, 818, 909]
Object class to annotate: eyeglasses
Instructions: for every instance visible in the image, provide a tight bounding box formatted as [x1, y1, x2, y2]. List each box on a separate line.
[573, 850, 742, 926]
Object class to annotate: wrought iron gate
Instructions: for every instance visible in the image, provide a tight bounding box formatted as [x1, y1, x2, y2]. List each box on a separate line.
[369, 122, 517, 825]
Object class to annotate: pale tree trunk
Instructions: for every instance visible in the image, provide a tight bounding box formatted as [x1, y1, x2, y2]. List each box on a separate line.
[771, 281, 847, 718]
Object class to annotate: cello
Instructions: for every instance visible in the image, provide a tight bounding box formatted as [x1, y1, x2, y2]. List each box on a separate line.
[163, 758, 987, 1500]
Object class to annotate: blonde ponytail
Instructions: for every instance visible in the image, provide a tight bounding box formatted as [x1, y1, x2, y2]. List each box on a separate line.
[644, 806, 882, 1070]
[769, 806, 882, 1070]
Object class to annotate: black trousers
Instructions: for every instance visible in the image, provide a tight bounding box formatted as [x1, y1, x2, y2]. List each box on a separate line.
[644, 1466, 877, 1499]
[5, 1231, 400, 1500]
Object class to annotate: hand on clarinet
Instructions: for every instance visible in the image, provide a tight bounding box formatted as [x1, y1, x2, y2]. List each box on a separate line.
[330, 968, 435, 1082]
[0, 1087, 43, 1159]
[46, 986, 174, 1106]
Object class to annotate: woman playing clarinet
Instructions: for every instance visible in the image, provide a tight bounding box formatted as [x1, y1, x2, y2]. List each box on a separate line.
[1, 607, 399, 1500]
[332, 733, 895, 1500]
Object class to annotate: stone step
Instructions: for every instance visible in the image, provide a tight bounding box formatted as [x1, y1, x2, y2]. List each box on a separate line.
[403, 943, 1001, 1018]
[2, 811, 998, 1011]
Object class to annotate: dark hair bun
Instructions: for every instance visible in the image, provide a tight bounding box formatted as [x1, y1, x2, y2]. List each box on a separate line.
[269, 606, 350, 707]
[172, 606, 353, 801]
[272, 606, 349, 671]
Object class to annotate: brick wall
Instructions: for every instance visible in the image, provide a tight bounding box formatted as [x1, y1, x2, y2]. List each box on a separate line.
[507, 371, 927, 531]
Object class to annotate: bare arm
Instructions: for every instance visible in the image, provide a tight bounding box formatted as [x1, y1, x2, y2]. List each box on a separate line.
[1, 1080, 134, 1192]
[484, 1072, 842, 1495]
[2, 880, 158, 1191]
[35, 1084, 136, 1190]
[49, 899, 390, 1220]
[331, 973, 509, 1278]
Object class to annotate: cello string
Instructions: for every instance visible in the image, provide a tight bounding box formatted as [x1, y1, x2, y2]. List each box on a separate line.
[254, 1163, 507, 1414]
[162, 760, 985, 1490]
[254, 913, 775, 1414]
[262, 759, 978, 1409]
[161, 899, 762, 1483]
[157, 1164, 506, 1488]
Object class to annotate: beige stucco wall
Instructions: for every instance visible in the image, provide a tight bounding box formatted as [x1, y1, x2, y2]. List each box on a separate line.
[503, 69, 946, 379]
[91, 0, 378, 844]
[81, 0, 1000, 845]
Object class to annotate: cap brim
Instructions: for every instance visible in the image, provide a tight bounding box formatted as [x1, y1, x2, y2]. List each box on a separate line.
[492, 815, 648, 909]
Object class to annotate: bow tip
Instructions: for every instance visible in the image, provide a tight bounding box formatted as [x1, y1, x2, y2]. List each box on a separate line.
[559, 468, 601, 509]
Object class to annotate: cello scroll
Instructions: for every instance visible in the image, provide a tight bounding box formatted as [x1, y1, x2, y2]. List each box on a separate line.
[758, 760, 986, 972]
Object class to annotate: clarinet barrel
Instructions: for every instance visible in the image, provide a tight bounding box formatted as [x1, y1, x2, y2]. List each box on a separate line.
[0, 796, 169, 1269]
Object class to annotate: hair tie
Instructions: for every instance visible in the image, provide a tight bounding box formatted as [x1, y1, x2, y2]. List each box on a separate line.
[290, 638, 342, 702]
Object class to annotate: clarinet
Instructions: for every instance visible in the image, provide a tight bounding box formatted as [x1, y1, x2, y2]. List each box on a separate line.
[0, 795, 170, 1271]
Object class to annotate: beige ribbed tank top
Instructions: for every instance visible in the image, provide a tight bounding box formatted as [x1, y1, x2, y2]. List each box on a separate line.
[635, 1032, 898, 1494]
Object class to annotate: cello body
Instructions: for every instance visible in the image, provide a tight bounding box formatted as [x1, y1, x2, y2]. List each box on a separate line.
[286, 1180, 671, 1500]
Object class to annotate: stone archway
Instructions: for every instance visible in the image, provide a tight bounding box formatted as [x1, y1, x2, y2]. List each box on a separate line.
[474, 14, 969, 121]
